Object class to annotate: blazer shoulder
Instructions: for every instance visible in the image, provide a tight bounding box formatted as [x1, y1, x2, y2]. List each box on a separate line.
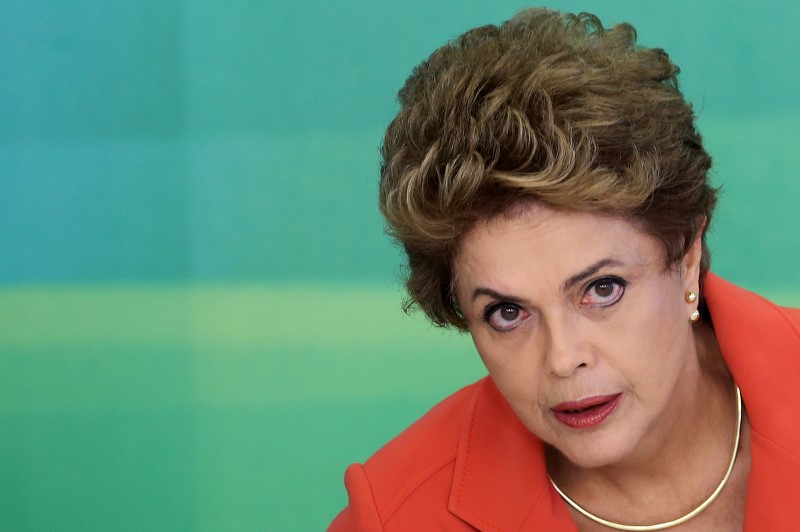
[706, 274, 800, 339]
[759, 290, 800, 338]
[778, 304, 800, 330]
[360, 378, 485, 521]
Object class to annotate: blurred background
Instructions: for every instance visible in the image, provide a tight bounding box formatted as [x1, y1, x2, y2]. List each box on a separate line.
[1, 0, 798, 530]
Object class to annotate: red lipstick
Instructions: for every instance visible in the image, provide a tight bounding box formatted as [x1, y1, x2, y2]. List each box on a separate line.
[551, 393, 622, 429]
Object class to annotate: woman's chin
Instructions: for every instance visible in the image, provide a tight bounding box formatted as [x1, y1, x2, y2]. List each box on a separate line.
[547, 430, 638, 470]
[562, 447, 630, 470]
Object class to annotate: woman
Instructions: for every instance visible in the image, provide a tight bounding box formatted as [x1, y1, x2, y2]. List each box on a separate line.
[331, 8, 800, 531]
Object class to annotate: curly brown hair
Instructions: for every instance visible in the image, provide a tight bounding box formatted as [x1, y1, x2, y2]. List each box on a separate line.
[379, 8, 716, 330]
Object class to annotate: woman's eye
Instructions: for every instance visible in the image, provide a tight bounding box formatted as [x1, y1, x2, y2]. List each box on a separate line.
[580, 277, 625, 307]
[484, 304, 530, 332]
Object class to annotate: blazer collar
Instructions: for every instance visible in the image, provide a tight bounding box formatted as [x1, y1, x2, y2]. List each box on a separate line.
[704, 273, 800, 448]
[448, 273, 800, 531]
[704, 273, 800, 529]
[448, 377, 576, 531]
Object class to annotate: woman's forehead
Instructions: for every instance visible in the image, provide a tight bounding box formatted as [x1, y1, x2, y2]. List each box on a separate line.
[454, 206, 662, 286]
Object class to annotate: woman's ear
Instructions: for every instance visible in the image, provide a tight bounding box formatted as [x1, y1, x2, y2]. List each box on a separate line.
[682, 216, 706, 292]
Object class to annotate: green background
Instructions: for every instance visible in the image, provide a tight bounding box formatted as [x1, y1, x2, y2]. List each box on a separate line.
[1, 1, 798, 530]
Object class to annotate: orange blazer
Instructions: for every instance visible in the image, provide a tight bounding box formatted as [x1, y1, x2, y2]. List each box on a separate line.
[330, 274, 800, 531]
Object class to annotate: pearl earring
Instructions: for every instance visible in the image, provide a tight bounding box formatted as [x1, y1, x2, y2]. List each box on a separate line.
[686, 291, 699, 322]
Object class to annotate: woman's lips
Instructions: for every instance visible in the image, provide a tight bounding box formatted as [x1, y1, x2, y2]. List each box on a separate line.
[551, 393, 622, 429]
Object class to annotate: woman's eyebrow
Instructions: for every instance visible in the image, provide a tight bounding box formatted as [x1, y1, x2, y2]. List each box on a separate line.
[470, 287, 524, 304]
[561, 258, 624, 292]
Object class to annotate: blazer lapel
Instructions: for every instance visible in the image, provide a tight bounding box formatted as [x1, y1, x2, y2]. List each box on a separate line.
[706, 274, 800, 530]
[448, 378, 577, 531]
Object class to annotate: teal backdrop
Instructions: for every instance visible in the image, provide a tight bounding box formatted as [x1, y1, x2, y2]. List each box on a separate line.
[1, 1, 798, 530]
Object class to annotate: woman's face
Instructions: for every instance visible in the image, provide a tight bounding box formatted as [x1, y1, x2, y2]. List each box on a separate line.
[453, 204, 703, 469]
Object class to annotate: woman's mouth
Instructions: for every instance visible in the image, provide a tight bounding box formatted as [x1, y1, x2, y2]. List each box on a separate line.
[551, 393, 622, 429]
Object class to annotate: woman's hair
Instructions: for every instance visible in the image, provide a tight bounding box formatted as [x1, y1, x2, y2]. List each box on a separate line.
[379, 8, 717, 330]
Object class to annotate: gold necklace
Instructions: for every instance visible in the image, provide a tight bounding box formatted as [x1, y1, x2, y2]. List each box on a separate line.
[549, 386, 742, 531]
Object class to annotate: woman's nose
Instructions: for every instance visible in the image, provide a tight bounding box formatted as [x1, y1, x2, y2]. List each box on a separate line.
[544, 319, 591, 378]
